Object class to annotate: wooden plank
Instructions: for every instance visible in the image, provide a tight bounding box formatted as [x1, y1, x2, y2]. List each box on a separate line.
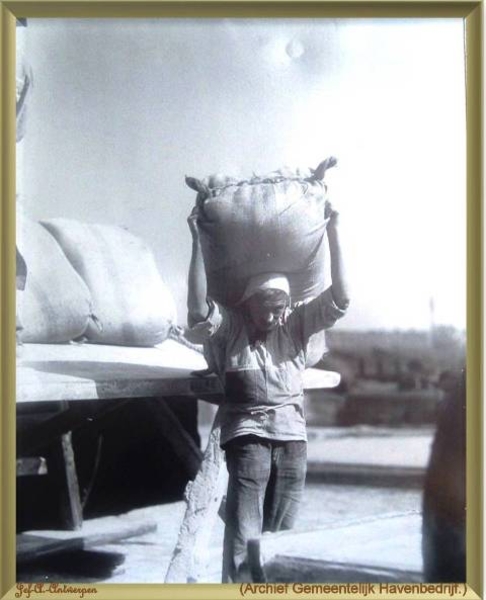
[61, 432, 83, 530]
[17, 340, 223, 403]
[18, 370, 222, 404]
[302, 369, 340, 390]
[250, 555, 422, 583]
[17, 534, 84, 562]
[43, 432, 83, 531]
[17, 521, 157, 563]
[165, 410, 228, 583]
[16, 457, 48, 476]
[17, 342, 334, 404]
[17, 402, 66, 423]
[83, 521, 156, 549]
[247, 512, 423, 583]
[305, 462, 425, 488]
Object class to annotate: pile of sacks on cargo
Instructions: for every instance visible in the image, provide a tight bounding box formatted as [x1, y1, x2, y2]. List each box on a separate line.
[16, 155, 337, 357]
[16, 206, 177, 348]
[185, 156, 337, 366]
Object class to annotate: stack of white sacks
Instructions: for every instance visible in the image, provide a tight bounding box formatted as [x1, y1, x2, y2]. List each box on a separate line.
[16, 207, 177, 347]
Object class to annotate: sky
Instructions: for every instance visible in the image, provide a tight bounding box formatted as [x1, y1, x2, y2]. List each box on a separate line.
[17, 18, 467, 331]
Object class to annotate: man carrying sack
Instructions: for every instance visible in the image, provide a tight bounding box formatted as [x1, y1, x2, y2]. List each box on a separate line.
[185, 159, 350, 582]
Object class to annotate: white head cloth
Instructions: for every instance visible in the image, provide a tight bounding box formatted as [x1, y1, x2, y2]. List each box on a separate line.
[238, 273, 290, 304]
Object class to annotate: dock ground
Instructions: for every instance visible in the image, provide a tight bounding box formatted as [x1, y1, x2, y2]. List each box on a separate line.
[17, 425, 432, 583]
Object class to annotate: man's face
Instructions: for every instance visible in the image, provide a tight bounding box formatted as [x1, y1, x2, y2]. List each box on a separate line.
[246, 292, 288, 332]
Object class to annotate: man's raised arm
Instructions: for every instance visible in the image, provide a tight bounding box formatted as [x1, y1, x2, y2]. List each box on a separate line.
[187, 207, 210, 325]
[326, 201, 350, 311]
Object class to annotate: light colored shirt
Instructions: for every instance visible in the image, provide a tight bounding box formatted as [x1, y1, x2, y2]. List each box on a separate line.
[188, 287, 346, 446]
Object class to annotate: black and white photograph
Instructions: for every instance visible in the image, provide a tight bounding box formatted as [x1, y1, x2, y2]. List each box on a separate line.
[13, 13, 473, 590]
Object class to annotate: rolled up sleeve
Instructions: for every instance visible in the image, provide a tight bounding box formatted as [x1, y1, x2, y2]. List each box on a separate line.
[289, 287, 348, 345]
[185, 298, 227, 344]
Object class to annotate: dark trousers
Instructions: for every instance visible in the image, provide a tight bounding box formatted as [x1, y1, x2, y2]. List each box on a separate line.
[222, 435, 307, 582]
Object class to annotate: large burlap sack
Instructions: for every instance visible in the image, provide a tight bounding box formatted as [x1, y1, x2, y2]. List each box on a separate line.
[186, 158, 336, 307]
[17, 211, 94, 343]
[41, 218, 177, 347]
